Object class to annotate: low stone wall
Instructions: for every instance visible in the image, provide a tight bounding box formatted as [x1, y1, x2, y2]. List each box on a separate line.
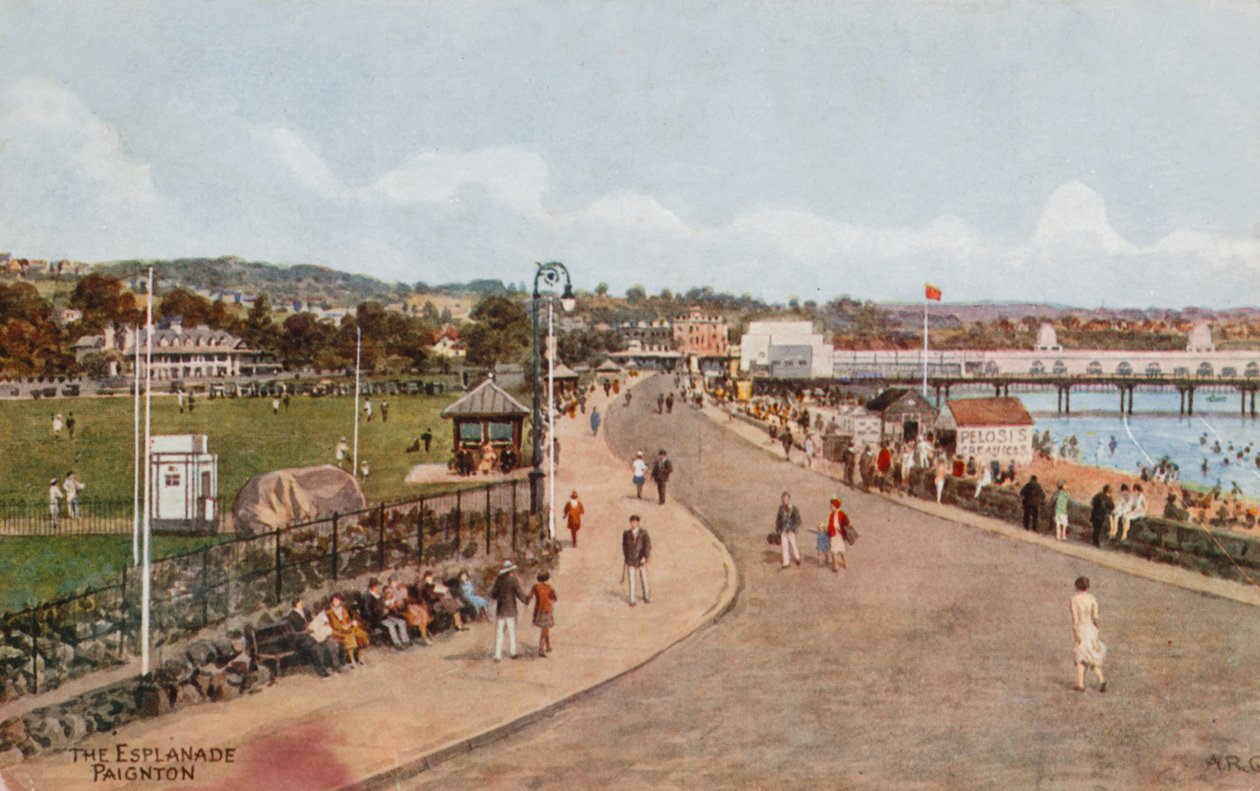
[901, 470, 1260, 584]
[0, 543, 559, 767]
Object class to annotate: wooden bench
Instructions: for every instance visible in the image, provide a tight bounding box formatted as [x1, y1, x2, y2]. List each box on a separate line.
[245, 623, 296, 684]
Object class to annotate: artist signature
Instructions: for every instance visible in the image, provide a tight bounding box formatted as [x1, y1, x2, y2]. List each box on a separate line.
[1205, 754, 1260, 773]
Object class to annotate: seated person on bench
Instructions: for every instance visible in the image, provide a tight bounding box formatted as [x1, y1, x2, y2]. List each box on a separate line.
[364, 578, 410, 649]
[284, 598, 342, 677]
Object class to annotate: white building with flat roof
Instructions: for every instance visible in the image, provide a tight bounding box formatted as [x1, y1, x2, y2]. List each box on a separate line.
[740, 321, 833, 379]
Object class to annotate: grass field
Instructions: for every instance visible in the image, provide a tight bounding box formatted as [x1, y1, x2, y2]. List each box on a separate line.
[0, 391, 469, 609]
[0, 391, 460, 501]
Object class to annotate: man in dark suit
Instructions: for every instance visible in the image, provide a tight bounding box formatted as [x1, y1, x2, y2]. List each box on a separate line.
[651, 450, 674, 505]
[363, 578, 410, 649]
[284, 599, 338, 677]
[1090, 485, 1114, 547]
[622, 515, 652, 606]
[1019, 475, 1045, 532]
[490, 560, 528, 661]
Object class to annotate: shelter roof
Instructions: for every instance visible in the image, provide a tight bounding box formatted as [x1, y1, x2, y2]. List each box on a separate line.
[441, 377, 529, 418]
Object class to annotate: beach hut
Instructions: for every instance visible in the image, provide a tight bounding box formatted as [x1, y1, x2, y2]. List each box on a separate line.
[939, 397, 1034, 465]
[440, 377, 529, 466]
[864, 388, 938, 445]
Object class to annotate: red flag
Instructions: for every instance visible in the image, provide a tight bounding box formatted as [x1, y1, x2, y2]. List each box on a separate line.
[925, 284, 942, 301]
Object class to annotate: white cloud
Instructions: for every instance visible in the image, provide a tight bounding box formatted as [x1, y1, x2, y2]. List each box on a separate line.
[254, 126, 345, 197]
[365, 147, 550, 217]
[0, 78, 176, 258]
[1, 86, 1254, 308]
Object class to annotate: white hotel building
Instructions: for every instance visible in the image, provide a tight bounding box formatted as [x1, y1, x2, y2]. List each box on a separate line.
[73, 318, 276, 380]
[830, 322, 1260, 381]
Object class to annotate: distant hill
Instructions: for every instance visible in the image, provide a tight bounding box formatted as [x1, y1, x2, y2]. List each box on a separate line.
[94, 257, 412, 306]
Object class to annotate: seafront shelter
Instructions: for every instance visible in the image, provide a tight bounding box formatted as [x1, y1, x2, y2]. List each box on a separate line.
[440, 377, 529, 463]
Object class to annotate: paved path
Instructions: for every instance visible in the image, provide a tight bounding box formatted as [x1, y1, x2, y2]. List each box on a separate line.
[1, 380, 735, 791]
[404, 375, 1260, 790]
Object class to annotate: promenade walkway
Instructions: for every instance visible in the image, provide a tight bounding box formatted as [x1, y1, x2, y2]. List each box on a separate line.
[2, 377, 736, 791]
[706, 402, 1260, 608]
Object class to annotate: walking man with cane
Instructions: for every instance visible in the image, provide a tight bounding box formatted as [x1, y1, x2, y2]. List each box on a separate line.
[622, 515, 652, 606]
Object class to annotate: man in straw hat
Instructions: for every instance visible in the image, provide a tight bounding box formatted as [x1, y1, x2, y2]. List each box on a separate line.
[490, 560, 528, 661]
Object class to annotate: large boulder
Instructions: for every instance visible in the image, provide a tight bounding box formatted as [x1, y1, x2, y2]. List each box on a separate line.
[231, 465, 366, 536]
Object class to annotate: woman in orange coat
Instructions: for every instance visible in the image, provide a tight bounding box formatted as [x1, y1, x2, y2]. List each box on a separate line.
[327, 593, 370, 667]
[562, 490, 584, 548]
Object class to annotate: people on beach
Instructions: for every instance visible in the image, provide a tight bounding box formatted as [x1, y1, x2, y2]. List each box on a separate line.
[1051, 481, 1071, 541]
[1020, 475, 1045, 533]
[1109, 484, 1131, 540]
[1120, 484, 1146, 540]
[1090, 485, 1114, 548]
[1070, 576, 1107, 693]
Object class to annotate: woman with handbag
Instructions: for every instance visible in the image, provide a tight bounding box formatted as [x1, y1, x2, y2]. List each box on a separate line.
[825, 497, 855, 573]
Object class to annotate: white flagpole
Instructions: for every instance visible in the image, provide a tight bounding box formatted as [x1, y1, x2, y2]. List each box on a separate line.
[141, 269, 154, 675]
[922, 289, 929, 398]
[132, 326, 141, 566]
[352, 326, 362, 474]
[546, 300, 556, 542]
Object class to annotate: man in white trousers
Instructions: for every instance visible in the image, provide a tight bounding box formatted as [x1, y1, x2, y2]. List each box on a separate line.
[622, 516, 652, 606]
[776, 491, 802, 568]
[490, 560, 528, 661]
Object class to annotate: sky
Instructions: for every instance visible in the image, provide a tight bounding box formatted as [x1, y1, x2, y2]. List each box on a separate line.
[0, 0, 1257, 307]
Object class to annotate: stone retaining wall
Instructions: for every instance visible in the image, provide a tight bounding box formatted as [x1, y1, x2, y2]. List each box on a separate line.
[902, 470, 1260, 584]
[0, 542, 559, 767]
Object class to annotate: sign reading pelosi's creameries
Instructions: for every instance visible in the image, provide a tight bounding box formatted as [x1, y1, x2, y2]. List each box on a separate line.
[954, 425, 1033, 464]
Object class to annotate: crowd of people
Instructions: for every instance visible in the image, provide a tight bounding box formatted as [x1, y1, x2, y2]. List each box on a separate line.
[272, 559, 561, 675]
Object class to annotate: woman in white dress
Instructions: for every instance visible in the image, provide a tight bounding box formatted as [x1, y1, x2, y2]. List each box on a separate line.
[1070, 576, 1107, 693]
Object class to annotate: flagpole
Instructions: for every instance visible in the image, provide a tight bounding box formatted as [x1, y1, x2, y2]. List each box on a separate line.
[353, 326, 362, 475]
[140, 268, 154, 675]
[922, 288, 929, 398]
[132, 325, 140, 566]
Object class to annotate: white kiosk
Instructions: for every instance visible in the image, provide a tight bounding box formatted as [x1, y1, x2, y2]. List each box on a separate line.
[149, 434, 220, 534]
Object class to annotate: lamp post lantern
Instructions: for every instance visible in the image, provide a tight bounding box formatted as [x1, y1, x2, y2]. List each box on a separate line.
[529, 261, 575, 524]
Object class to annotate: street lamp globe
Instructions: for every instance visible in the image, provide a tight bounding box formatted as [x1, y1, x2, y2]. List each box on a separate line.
[560, 284, 576, 313]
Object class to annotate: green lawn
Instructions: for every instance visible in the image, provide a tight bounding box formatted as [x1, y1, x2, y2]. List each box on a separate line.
[0, 391, 467, 609]
[0, 391, 459, 502]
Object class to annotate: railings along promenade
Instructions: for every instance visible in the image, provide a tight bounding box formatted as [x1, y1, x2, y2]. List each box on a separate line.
[0, 498, 133, 536]
[0, 478, 532, 699]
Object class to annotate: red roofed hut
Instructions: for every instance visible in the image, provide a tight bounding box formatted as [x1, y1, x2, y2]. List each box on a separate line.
[938, 397, 1035, 465]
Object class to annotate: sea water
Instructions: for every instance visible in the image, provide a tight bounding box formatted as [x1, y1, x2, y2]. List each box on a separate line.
[949, 388, 1260, 497]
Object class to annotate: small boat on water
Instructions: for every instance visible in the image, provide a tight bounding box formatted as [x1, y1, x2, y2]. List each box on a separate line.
[1206, 394, 1227, 403]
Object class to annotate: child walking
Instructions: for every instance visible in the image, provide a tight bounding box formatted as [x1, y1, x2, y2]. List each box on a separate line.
[528, 572, 558, 657]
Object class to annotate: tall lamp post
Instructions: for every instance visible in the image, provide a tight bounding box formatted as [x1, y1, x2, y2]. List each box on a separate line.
[529, 262, 576, 524]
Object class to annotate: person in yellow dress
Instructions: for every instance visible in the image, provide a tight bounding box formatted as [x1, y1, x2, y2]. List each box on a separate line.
[327, 593, 370, 668]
